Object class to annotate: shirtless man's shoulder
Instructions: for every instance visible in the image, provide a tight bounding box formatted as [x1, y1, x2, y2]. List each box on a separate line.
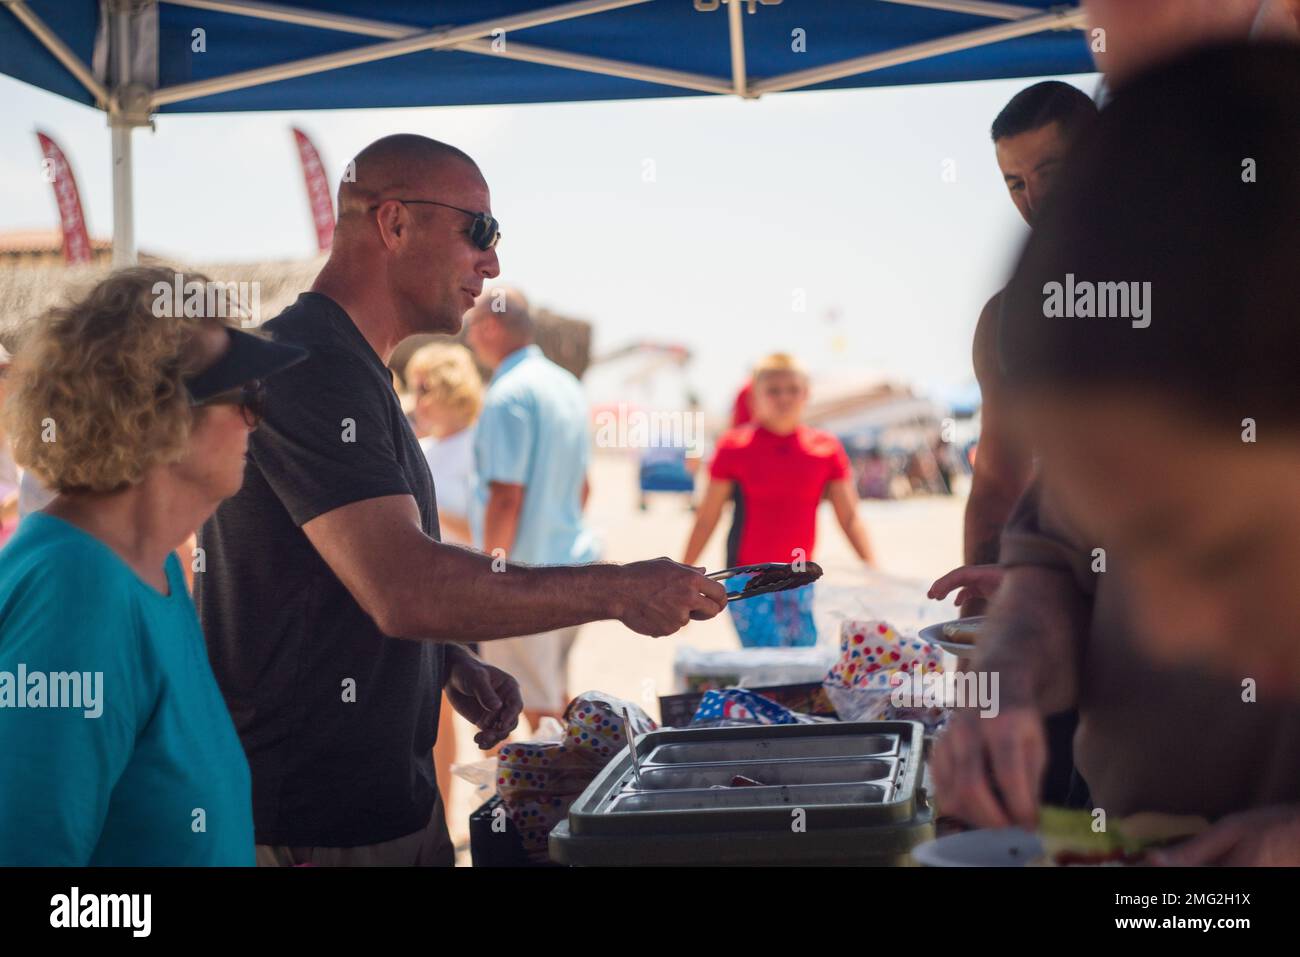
[972, 289, 1004, 390]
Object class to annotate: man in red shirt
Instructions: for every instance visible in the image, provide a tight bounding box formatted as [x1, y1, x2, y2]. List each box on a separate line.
[684, 354, 875, 646]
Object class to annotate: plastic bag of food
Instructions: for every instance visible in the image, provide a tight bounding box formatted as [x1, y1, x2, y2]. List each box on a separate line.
[497, 691, 657, 862]
[823, 619, 947, 730]
[496, 741, 593, 801]
[561, 690, 657, 767]
[454, 716, 566, 803]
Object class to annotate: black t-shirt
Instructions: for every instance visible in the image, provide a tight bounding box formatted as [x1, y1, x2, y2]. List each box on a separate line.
[196, 292, 444, 848]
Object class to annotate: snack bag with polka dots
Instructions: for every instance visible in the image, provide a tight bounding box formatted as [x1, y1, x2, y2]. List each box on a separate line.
[496, 741, 592, 804]
[495, 693, 657, 861]
[823, 619, 945, 724]
[560, 691, 657, 770]
[508, 795, 574, 863]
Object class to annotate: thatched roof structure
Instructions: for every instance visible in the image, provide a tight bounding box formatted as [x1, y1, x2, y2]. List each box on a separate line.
[0, 259, 593, 379]
[0, 229, 116, 269]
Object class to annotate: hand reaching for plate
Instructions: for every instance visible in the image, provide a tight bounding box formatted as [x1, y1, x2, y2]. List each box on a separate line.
[928, 564, 1006, 614]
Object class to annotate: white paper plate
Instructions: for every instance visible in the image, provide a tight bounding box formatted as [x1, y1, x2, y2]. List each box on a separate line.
[918, 617, 984, 657]
[911, 827, 1043, 867]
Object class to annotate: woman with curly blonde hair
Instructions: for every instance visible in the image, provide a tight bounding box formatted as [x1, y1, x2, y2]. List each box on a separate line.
[0, 266, 305, 866]
[405, 341, 483, 545]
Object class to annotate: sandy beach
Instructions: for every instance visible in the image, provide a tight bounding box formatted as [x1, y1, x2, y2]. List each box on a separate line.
[444, 448, 968, 853]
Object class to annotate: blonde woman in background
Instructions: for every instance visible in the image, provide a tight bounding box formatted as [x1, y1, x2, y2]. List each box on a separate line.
[405, 342, 486, 812]
[406, 342, 484, 545]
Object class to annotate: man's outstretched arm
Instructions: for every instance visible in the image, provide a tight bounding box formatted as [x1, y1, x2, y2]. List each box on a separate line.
[303, 494, 726, 643]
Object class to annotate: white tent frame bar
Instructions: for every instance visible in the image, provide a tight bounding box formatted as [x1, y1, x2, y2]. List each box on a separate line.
[165, 0, 733, 96]
[5, 0, 1087, 264]
[165, 0, 434, 37]
[876, 0, 1051, 20]
[158, 0, 1083, 106]
[455, 37, 732, 94]
[751, 7, 1086, 95]
[727, 0, 749, 98]
[3, 0, 109, 106]
[152, 0, 653, 107]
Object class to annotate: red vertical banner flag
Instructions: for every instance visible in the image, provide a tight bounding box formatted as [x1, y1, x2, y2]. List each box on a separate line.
[292, 127, 335, 253]
[35, 131, 93, 266]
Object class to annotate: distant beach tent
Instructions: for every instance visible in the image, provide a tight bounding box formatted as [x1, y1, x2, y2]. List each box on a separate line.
[0, 1, 1093, 265]
[803, 378, 943, 439]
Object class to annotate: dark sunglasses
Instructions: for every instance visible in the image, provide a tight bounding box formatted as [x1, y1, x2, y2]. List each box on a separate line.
[371, 198, 501, 251]
[190, 380, 266, 428]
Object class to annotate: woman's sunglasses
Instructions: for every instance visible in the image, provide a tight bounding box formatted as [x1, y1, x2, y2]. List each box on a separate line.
[191, 380, 266, 428]
[370, 198, 501, 251]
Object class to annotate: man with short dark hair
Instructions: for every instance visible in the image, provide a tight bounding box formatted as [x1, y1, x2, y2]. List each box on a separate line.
[963, 81, 1097, 580]
[933, 45, 1300, 865]
[197, 134, 727, 866]
[942, 0, 1299, 602]
[934, 82, 1100, 809]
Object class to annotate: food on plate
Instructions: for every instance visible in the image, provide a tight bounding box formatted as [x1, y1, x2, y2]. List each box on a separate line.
[1036, 806, 1208, 866]
[941, 618, 983, 646]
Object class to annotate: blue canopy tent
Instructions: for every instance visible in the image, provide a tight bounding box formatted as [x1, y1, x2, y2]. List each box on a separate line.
[1, 0, 1093, 264]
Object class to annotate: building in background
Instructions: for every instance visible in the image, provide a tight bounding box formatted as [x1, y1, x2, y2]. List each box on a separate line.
[0, 229, 114, 269]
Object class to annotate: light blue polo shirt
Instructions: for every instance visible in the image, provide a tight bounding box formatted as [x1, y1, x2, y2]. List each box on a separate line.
[472, 344, 599, 566]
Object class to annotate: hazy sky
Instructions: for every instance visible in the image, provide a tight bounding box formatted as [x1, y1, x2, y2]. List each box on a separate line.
[1, 68, 1096, 414]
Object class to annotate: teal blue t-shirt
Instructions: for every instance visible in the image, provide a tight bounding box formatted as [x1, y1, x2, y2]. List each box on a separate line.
[0, 513, 254, 865]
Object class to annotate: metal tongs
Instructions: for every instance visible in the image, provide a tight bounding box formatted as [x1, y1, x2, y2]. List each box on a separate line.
[620, 708, 644, 790]
[706, 561, 824, 602]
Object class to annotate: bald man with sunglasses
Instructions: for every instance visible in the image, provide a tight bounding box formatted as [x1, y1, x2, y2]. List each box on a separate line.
[196, 134, 727, 866]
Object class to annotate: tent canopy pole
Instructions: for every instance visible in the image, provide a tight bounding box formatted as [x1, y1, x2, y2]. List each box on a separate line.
[104, 0, 158, 267]
[110, 125, 134, 267]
